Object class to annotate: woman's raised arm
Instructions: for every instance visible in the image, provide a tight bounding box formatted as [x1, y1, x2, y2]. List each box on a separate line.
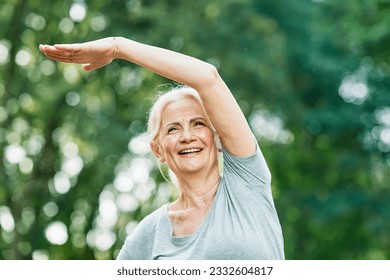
[39, 37, 256, 156]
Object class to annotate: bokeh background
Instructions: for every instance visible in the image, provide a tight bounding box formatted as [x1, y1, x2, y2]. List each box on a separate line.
[1, 0, 390, 260]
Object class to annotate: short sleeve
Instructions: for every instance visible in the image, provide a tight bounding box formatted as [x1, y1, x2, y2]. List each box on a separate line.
[222, 143, 271, 188]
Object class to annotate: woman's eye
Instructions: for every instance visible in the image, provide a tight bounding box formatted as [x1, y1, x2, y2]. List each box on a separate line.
[167, 127, 177, 133]
[194, 121, 205, 126]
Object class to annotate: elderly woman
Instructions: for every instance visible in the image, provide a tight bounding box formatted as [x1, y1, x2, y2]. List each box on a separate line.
[39, 37, 284, 260]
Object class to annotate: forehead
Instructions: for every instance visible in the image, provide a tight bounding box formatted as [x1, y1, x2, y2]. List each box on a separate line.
[161, 97, 205, 124]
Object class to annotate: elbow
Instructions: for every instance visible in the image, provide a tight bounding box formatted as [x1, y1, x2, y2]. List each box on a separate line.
[193, 62, 221, 90]
[205, 63, 221, 86]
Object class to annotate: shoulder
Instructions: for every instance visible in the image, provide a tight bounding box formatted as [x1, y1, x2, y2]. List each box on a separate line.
[222, 142, 271, 186]
[116, 204, 167, 260]
[134, 204, 169, 240]
[139, 204, 167, 227]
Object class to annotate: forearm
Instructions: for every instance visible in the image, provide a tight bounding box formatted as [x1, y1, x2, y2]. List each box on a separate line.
[114, 37, 217, 91]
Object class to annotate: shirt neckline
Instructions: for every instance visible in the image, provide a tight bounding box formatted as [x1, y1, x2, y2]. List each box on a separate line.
[164, 176, 223, 245]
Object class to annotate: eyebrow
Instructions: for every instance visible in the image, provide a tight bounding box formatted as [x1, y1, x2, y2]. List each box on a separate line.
[164, 117, 207, 128]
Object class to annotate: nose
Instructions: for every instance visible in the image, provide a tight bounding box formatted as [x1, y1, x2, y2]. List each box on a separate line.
[179, 127, 196, 143]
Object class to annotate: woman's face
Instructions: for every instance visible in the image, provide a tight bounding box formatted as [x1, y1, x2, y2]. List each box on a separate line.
[152, 96, 218, 176]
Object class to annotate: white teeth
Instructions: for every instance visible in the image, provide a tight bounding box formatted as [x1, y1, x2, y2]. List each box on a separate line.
[179, 148, 201, 154]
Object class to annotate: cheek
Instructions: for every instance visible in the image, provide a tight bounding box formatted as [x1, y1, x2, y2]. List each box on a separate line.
[162, 136, 179, 154]
[199, 129, 216, 146]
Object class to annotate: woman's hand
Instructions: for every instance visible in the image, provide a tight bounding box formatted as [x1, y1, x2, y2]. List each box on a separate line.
[39, 37, 119, 71]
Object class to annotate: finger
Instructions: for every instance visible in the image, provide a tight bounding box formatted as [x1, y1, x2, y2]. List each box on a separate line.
[83, 61, 107, 71]
[40, 51, 66, 61]
[42, 50, 91, 64]
[83, 63, 93, 71]
[40, 45, 72, 57]
[44, 47, 77, 57]
[42, 52, 73, 62]
[54, 44, 82, 52]
[43, 54, 81, 64]
[39, 44, 58, 53]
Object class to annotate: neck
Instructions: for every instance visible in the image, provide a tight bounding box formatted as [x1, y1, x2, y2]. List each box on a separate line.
[174, 167, 220, 210]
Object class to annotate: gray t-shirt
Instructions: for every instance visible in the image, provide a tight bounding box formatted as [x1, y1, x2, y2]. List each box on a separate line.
[116, 145, 284, 260]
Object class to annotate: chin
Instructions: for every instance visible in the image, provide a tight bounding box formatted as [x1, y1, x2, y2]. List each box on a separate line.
[178, 165, 205, 174]
[179, 160, 216, 175]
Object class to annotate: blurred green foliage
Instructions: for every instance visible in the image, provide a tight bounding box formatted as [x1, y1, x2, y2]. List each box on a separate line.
[0, 0, 389, 260]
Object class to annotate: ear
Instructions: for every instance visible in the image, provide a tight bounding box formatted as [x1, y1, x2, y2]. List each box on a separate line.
[150, 142, 165, 162]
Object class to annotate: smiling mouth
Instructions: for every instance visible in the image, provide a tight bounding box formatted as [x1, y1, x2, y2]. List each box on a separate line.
[178, 148, 202, 155]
